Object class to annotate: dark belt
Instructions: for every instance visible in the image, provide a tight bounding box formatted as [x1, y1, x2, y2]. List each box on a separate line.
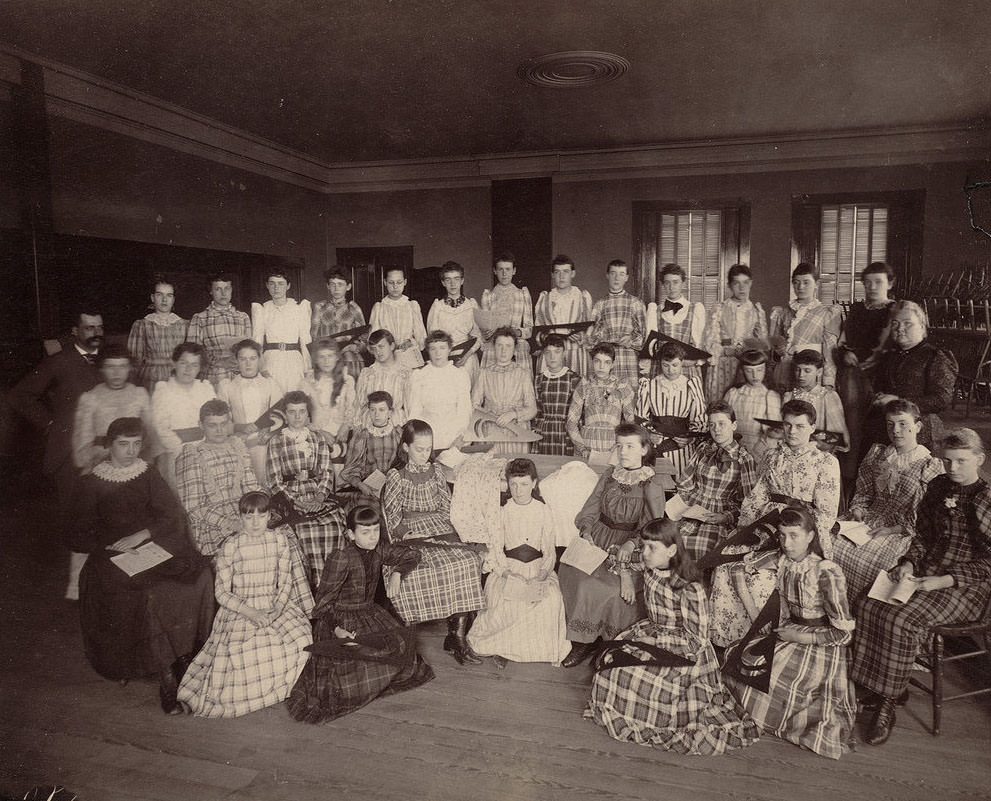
[598, 513, 638, 531]
[504, 544, 543, 563]
[264, 341, 301, 352]
[790, 613, 828, 627]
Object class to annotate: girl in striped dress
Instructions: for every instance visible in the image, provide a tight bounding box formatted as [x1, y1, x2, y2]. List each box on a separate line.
[381, 420, 485, 665]
[636, 340, 707, 480]
[467, 459, 570, 666]
[566, 343, 637, 460]
[647, 264, 707, 381]
[127, 277, 188, 391]
[585, 517, 760, 754]
[704, 264, 768, 402]
[725, 506, 856, 760]
[178, 491, 314, 717]
[533, 255, 593, 376]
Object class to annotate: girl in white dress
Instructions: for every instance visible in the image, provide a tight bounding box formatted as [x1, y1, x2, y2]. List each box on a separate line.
[251, 270, 312, 394]
[407, 330, 472, 449]
[426, 261, 481, 386]
[467, 458, 570, 666]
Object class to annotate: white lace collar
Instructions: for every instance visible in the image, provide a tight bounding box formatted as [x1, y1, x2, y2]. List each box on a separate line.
[92, 459, 148, 483]
[613, 465, 654, 485]
[145, 312, 182, 327]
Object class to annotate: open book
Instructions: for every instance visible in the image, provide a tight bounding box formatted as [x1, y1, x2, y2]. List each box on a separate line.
[362, 469, 388, 494]
[665, 493, 710, 522]
[838, 520, 872, 547]
[867, 570, 918, 605]
[560, 537, 609, 575]
[110, 541, 173, 577]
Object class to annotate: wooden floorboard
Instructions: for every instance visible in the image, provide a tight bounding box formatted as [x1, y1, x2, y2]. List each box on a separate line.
[2, 495, 990, 801]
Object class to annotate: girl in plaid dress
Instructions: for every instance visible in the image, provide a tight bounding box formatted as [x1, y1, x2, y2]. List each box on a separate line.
[586, 260, 646, 390]
[471, 327, 538, 455]
[127, 277, 188, 391]
[725, 506, 857, 760]
[703, 264, 768, 402]
[310, 267, 368, 382]
[586, 518, 760, 754]
[353, 329, 412, 428]
[853, 428, 991, 746]
[833, 399, 943, 602]
[287, 505, 434, 723]
[566, 343, 637, 460]
[382, 420, 485, 665]
[178, 491, 315, 717]
[479, 253, 533, 374]
[532, 334, 581, 456]
[723, 349, 781, 462]
[266, 391, 347, 590]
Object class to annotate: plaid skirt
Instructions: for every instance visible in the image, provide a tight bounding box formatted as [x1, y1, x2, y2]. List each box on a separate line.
[679, 519, 732, 563]
[286, 601, 434, 723]
[385, 543, 484, 623]
[532, 417, 574, 456]
[587, 622, 760, 754]
[833, 533, 912, 604]
[295, 507, 348, 591]
[852, 582, 990, 698]
[559, 562, 646, 644]
[726, 633, 856, 760]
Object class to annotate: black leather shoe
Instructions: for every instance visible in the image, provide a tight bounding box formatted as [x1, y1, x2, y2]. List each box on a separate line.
[447, 614, 482, 665]
[562, 641, 598, 668]
[865, 698, 897, 745]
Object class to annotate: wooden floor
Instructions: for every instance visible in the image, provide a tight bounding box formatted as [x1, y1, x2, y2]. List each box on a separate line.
[2, 495, 990, 801]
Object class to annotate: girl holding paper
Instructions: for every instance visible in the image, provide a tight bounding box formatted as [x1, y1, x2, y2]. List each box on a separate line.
[559, 424, 666, 667]
[853, 428, 991, 746]
[833, 398, 944, 602]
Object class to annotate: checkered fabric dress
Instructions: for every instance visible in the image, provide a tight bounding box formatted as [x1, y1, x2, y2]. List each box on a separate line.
[311, 299, 368, 382]
[266, 428, 347, 589]
[724, 384, 782, 462]
[176, 438, 261, 557]
[287, 540, 434, 723]
[834, 443, 944, 601]
[370, 296, 427, 370]
[127, 313, 189, 390]
[703, 300, 768, 401]
[768, 301, 841, 392]
[565, 375, 637, 456]
[339, 425, 401, 491]
[353, 361, 411, 427]
[187, 302, 253, 386]
[177, 527, 314, 717]
[852, 475, 991, 699]
[534, 286, 593, 375]
[675, 439, 759, 562]
[532, 369, 581, 455]
[586, 571, 760, 754]
[635, 374, 707, 480]
[479, 284, 533, 374]
[471, 363, 537, 455]
[587, 292, 646, 390]
[726, 554, 856, 760]
[382, 462, 485, 623]
[708, 443, 841, 647]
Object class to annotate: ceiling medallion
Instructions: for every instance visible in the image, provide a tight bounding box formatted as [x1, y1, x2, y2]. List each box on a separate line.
[517, 51, 630, 88]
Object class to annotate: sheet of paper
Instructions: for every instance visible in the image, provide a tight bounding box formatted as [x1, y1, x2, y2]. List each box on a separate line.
[665, 493, 689, 521]
[838, 520, 871, 547]
[110, 541, 173, 577]
[867, 570, 917, 605]
[560, 537, 609, 576]
[362, 469, 388, 493]
[436, 447, 468, 469]
[681, 504, 710, 522]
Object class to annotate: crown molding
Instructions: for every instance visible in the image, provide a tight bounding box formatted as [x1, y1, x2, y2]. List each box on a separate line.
[3, 43, 988, 196]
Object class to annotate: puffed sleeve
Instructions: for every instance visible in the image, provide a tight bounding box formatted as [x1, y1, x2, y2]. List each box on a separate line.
[814, 561, 855, 645]
[946, 487, 991, 588]
[534, 291, 551, 327]
[848, 443, 883, 521]
[631, 299, 646, 350]
[821, 305, 842, 388]
[690, 302, 707, 350]
[72, 391, 103, 469]
[409, 300, 427, 349]
[127, 319, 146, 373]
[519, 287, 533, 340]
[382, 469, 409, 541]
[250, 303, 265, 345]
[298, 299, 312, 372]
[566, 378, 587, 446]
[483, 506, 509, 575]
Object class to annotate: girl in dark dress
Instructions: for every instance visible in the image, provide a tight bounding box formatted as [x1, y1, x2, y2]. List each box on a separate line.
[287, 505, 434, 723]
[70, 417, 214, 714]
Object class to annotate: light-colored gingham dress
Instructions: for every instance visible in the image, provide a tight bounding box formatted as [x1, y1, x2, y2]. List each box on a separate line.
[587, 291, 646, 390]
[833, 443, 944, 601]
[178, 527, 314, 717]
[724, 383, 782, 462]
[726, 554, 856, 760]
[382, 462, 484, 623]
[471, 363, 537, 455]
[353, 361, 411, 426]
[311, 299, 368, 382]
[565, 375, 636, 456]
[586, 570, 760, 754]
[187, 302, 252, 386]
[127, 313, 188, 390]
[479, 284, 533, 373]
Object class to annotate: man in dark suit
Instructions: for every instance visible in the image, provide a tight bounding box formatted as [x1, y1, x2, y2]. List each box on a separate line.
[9, 310, 103, 599]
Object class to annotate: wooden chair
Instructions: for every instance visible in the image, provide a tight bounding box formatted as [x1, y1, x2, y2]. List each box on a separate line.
[908, 594, 991, 735]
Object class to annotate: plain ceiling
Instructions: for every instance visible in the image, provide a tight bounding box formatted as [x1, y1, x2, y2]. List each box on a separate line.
[4, 0, 990, 164]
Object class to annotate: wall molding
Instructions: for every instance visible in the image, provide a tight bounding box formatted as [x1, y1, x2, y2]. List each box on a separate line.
[3, 43, 988, 196]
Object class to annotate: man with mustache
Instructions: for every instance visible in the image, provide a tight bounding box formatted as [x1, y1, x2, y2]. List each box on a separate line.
[9, 309, 104, 599]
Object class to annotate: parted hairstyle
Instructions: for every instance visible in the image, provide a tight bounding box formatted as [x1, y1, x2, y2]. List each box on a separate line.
[777, 505, 824, 558]
[311, 337, 346, 405]
[727, 264, 752, 283]
[368, 328, 397, 347]
[347, 503, 381, 530]
[426, 329, 454, 349]
[941, 427, 986, 456]
[615, 422, 650, 447]
[199, 399, 231, 422]
[239, 490, 271, 515]
[590, 342, 616, 361]
[707, 400, 736, 422]
[659, 263, 687, 281]
[106, 416, 144, 442]
[640, 517, 699, 583]
[282, 390, 313, 419]
[389, 419, 434, 471]
[883, 398, 921, 421]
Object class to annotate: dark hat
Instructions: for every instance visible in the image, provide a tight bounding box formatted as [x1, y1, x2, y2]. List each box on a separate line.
[642, 414, 710, 439]
[421, 336, 477, 362]
[638, 331, 710, 362]
[528, 321, 593, 353]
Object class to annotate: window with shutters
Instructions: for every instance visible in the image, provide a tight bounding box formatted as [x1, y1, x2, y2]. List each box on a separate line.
[633, 200, 750, 306]
[791, 190, 925, 305]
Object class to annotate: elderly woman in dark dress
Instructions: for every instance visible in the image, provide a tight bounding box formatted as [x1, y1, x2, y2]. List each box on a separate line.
[70, 417, 214, 714]
[864, 300, 958, 453]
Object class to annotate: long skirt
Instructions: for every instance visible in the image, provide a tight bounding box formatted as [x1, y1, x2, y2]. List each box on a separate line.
[852, 582, 990, 698]
[586, 622, 760, 754]
[708, 551, 778, 648]
[385, 543, 485, 623]
[294, 507, 348, 591]
[286, 601, 434, 723]
[726, 633, 856, 759]
[706, 355, 742, 405]
[559, 562, 646, 644]
[835, 364, 871, 485]
[833, 533, 912, 604]
[467, 560, 570, 663]
[79, 557, 214, 681]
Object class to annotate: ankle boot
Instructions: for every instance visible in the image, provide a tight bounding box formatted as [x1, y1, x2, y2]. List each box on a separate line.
[448, 613, 482, 665]
[444, 615, 460, 653]
[865, 697, 897, 745]
[562, 639, 599, 668]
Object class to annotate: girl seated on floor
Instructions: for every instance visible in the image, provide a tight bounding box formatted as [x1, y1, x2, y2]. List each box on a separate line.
[724, 505, 856, 760]
[467, 458, 570, 667]
[287, 504, 435, 723]
[177, 491, 314, 717]
[585, 517, 760, 754]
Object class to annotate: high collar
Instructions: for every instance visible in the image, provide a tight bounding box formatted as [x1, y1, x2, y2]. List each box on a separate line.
[92, 458, 148, 483]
